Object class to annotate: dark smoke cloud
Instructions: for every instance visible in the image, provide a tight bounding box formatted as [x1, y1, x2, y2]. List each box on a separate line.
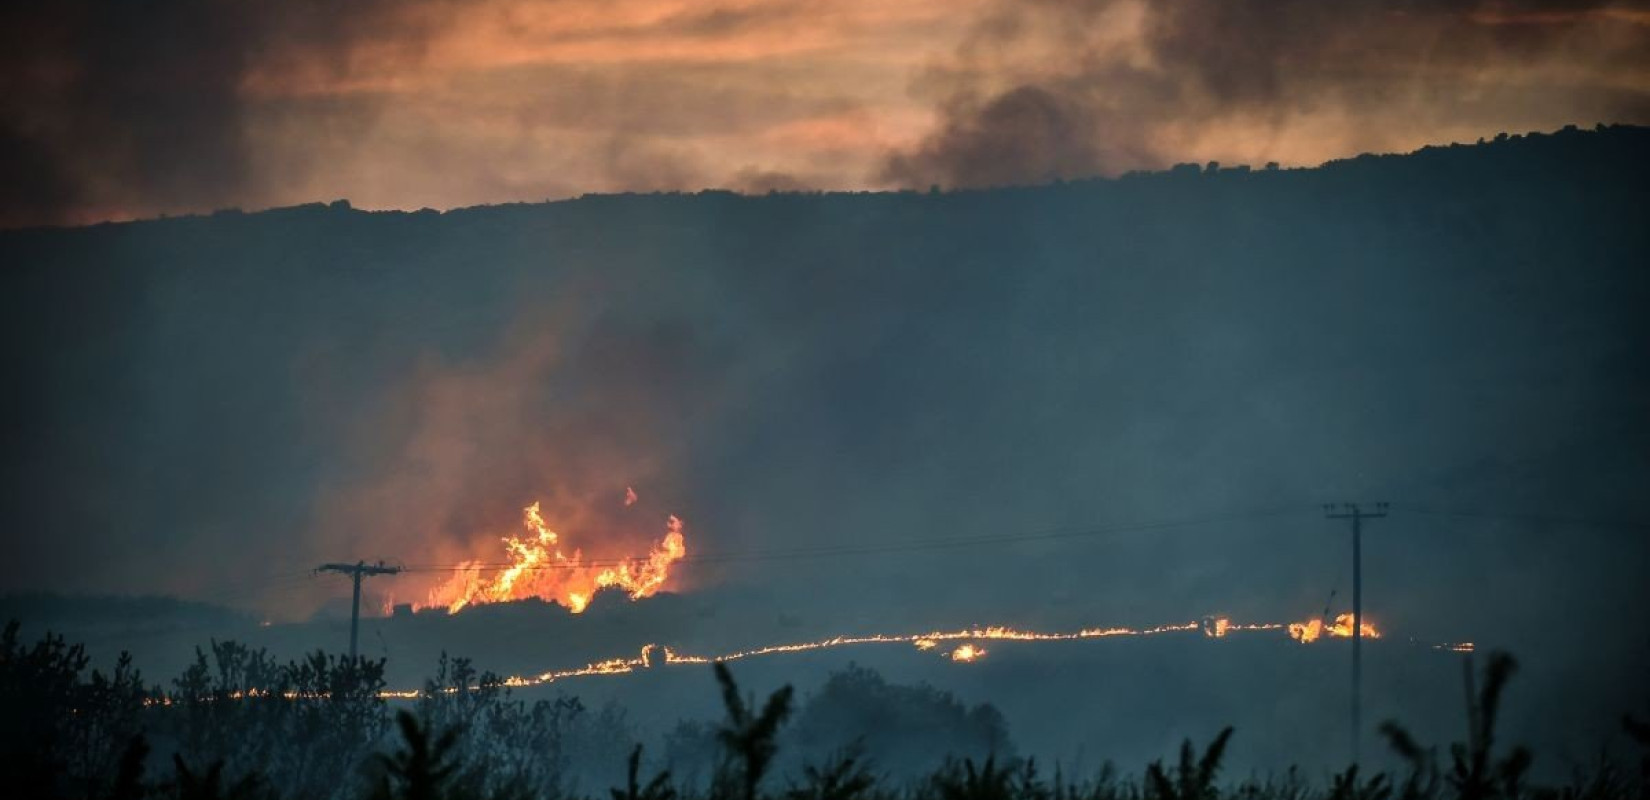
[0, 0, 452, 228]
[882, 0, 1650, 188]
[882, 86, 1117, 190]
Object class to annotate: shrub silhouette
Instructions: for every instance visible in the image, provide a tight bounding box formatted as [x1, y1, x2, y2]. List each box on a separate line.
[168, 640, 389, 798]
[929, 755, 1020, 800]
[0, 619, 150, 799]
[1144, 727, 1234, 800]
[791, 663, 1014, 776]
[1329, 766, 1393, 800]
[172, 753, 274, 800]
[1381, 652, 1530, 800]
[786, 747, 877, 800]
[611, 744, 676, 800]
[1624, 715, 1650, 798]
[414, 651, 632, 797]
[713, 661, 796, 800]
[109, 734, 151, 800]
[1380, 721, 1441, 800]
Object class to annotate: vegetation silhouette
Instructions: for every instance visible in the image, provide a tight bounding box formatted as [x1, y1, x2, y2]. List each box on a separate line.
[1144, 727, 1234, 800]
[791, 664, 1012, 776]
[171, 754, 273, 800]
[1378, 653, 1533, 800]
[370, 710, 465, 800]
[3, 620, 1648, 800]
[612, 745, 676, 800]
[713, 662, 796, 800]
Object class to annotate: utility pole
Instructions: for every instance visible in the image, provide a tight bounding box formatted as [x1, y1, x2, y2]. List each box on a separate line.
[1324, 502, 1387, 766]
[315, 561, 402, 659]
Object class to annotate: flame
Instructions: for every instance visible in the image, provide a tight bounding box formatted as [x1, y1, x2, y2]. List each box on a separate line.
[369, 614, 1404, 698]
[418, 502, 687, 614]
[1287, 612, 1380, 643]
[161, 612, 1465, 706]
[624, 486, 638, 507]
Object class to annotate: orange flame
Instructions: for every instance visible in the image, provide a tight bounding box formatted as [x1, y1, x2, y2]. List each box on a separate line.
[418, 502, 687, 614]
[377, 617, 1363, 698]
[163, 612, 1455, 706]
[1287, 612, 1380, 643]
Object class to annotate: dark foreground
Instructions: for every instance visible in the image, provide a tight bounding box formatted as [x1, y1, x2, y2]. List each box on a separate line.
[4, 621, 1646, 800]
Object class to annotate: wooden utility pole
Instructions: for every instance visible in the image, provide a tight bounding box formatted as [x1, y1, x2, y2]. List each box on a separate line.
[1324, 502, 1387, 766]
[315, 561, 402, 659]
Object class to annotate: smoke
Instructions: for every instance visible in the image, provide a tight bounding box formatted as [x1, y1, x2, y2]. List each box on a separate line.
[882, 85, 1130, 190]
[7, 1, 1646, 225]
[304, 292, 726, 614]
[0, 0, 454, 228]
[881, 0, 1650, 188]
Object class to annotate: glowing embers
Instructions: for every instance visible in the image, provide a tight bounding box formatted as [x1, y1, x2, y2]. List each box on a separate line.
[164, 612, 1412, 704]
[419, 501, 687, 614]
[437, 615, 1385, 696]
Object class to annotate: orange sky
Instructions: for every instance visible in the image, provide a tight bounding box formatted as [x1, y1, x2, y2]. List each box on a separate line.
[3, 0, 1647, 227]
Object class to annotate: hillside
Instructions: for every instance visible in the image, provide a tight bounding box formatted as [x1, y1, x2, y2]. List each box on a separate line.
[2, 124, 1647, 774]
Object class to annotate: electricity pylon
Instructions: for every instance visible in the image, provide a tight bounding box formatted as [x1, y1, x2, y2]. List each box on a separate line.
[1324, 502, 1387, 766]
[315, 561, 402, 658]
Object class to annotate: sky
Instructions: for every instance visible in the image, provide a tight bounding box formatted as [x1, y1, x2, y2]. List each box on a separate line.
[3, 0, 1649, 228]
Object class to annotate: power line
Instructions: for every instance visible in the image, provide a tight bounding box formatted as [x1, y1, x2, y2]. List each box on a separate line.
[170, 501, 1646, 609]
[1405, 506, 1649, 532]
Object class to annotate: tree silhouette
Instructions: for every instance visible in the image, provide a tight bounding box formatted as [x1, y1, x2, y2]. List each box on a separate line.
[370, 710, 464, 800]
[714, 661, 795, 800]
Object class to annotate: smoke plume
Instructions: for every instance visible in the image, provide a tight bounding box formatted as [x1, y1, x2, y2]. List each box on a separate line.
[881, 0, 1650, 188]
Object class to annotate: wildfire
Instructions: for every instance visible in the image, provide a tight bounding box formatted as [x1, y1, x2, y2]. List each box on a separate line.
[378, 614, 1403, 697]
[161, 610, 1452, 707]
[1287, 612, 1380, 643]
[418, 502, 687, 614]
